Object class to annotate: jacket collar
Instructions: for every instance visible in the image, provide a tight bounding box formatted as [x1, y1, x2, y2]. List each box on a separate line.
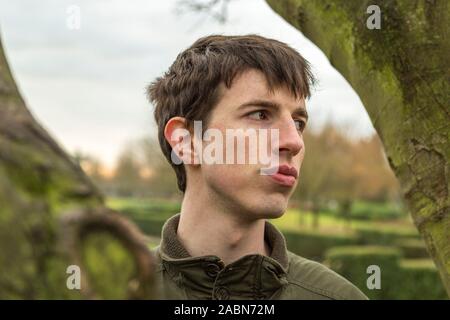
[157, 214, 290, 299]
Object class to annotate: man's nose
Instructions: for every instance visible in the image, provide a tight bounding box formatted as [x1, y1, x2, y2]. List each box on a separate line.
[277, 117, 303, 156]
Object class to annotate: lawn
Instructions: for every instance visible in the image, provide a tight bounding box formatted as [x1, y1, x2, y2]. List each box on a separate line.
[272, 208, 418, 237]
[107, 197, 419, 238]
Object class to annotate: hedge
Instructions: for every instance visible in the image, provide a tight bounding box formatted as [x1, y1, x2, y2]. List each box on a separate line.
[354, 225, 420, 245]
[128, 215, 168, 237]
[283, 230, 358, 261]
[394, 238, 430, 259]
[324, 246, 447, 300]
[396, 259, 447, 299]
[120, 216, 426, 261]
[109, 199, 178, 237]
[349, 201, 405, 221]
[116, 210, 447, 299]
[283, 226, 424, 262]
[108, 198, 180, 219]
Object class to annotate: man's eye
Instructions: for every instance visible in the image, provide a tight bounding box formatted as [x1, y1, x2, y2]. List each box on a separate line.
[295, 119, 306, 132]
[248, 110, 269, 120]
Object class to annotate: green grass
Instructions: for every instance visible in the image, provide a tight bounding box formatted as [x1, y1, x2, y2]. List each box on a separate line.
[271, 208, 417, 237]
[107, 197, 180, 214]
[107, 197, 418, 239]
[107, 197, 417, 233]
[107, 197, 421, 252]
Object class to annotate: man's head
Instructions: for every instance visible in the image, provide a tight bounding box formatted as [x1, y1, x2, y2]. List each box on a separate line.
[147, 34, 314, 219]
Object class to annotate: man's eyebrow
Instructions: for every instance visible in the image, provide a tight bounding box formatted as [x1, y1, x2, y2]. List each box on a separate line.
[238, 99, 308, 120]
[292, 107, 309, 121]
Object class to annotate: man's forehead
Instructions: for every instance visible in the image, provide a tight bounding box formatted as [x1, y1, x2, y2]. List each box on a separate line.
[219, 69, 306, 112]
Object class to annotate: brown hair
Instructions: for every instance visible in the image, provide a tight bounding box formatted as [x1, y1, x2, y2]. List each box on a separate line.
[147, 34, 315, 192]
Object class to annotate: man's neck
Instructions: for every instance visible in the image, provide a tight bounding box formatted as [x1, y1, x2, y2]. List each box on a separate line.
[176, 186, 270, 266]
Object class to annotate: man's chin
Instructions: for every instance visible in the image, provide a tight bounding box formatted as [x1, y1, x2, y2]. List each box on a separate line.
[250, 192, 289, 219]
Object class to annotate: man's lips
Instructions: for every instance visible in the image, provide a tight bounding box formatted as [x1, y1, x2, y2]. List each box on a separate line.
[268, 165, 298, 187]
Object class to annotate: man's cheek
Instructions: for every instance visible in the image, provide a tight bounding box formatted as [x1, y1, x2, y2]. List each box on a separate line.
[204, 165, 242, 189]
[297, 147, 306, 168]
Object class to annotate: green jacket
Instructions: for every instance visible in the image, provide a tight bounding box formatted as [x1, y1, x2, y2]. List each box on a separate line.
[152, 214, 368, 300]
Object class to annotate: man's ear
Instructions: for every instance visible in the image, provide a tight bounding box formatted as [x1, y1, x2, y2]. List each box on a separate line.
[164, 117, 199, 166]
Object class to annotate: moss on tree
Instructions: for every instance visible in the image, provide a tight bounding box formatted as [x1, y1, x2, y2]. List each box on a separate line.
[0, 36, 157, 299]
[266, 0, 449, 295]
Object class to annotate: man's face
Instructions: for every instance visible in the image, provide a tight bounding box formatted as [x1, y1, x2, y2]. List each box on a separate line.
[195, 69, 307, 220]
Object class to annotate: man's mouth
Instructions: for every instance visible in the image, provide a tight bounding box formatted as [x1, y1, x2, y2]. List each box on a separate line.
[268, 165, 298, 187]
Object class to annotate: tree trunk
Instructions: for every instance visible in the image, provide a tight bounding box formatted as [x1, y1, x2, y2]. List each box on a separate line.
[266, 0, 449, 295]
[0, 35, 155, 299]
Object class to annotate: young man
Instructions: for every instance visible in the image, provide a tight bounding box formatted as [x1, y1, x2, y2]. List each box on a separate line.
[147, 34, 367, 300]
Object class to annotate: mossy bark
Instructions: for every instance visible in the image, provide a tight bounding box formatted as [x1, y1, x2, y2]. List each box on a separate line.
[0, 36, 156, 299]
[266, 0, 449, 295]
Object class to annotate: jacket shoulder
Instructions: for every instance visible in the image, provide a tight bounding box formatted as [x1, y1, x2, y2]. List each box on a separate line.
[284, 251, 368, 300]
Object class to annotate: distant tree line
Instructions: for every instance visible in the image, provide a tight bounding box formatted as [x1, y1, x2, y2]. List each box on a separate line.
[78, 124, 401, 208]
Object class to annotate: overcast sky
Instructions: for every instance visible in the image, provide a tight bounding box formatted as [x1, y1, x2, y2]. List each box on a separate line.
[0, 0, 375, 168]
